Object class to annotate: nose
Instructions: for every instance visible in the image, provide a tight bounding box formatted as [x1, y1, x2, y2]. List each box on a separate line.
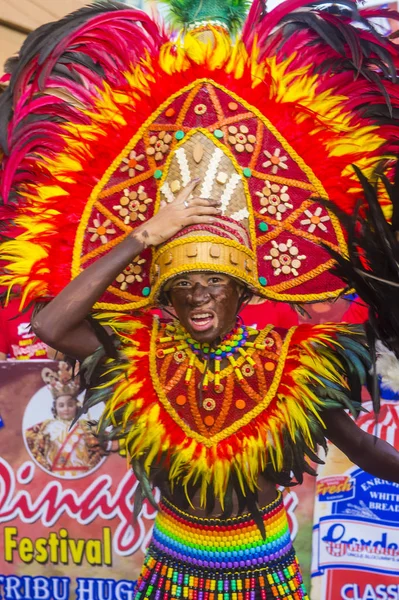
[189, 282, 211, 305]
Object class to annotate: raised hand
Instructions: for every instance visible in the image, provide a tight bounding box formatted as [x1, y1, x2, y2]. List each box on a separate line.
[133, 179, 221, 248]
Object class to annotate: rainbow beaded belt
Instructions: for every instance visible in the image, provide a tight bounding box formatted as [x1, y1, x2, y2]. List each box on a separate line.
[134, 492, 308, 600]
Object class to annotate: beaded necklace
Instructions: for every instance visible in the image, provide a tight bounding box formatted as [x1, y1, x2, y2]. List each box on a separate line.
[156, 318, 269, 392]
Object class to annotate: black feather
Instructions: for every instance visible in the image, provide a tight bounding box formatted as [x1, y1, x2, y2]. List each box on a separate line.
[279, 12, 346, 56]
[365, 320, 381, 415]
[323, 165, 399, 413]
[133, 484, 144, 521]
[246, 494, 266, 540]
[205, 482, 216, 516]
[85, 314, 118, 359]
[132, 459, 159, 511]
[220, 479, 234, 519]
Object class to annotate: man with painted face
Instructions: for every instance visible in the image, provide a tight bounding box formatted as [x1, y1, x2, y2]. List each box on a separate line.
[3, 0, 399, 597]
[31, 181, 399, 598]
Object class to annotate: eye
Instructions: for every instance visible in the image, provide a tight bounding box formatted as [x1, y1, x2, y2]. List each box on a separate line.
[173, 280, 191, 288]
[208, 276, 225, 285]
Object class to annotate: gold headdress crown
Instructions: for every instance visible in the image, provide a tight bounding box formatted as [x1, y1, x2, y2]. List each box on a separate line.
[41, 362, 79, 400]
[153, 129, 257, 296]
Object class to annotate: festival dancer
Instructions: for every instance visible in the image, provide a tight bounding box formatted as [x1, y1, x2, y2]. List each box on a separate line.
[1, 1, 399, 597]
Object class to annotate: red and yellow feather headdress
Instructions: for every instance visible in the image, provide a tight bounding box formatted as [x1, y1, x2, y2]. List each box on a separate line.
[1, 0, 399, 309]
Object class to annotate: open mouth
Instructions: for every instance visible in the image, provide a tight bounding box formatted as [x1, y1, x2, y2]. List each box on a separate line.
[189, 312, 215, 332]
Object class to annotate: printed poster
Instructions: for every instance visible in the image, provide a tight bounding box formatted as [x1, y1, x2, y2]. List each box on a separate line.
[311, 395, 399, 600]
[0, 360, 314, 599]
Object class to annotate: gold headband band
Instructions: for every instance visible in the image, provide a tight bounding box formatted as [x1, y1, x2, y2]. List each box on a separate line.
[151, 236, 258, 296]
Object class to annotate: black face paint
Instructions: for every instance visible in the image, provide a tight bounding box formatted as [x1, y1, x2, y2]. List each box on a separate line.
[168, 272, 243, 344]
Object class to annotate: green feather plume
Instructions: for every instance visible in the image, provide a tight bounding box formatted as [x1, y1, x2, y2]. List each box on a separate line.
[159, 0, 251, 34]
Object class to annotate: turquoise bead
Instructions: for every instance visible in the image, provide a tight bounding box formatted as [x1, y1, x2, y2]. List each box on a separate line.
[142, 286, 151, 296]
[154, 169, 163, 179]
[214, 129, 224, 139]
[175, 130, 185, 140]
[259, 276, 268, 286]
[259, 222, 268, 232]
[243, 167, 252, 178]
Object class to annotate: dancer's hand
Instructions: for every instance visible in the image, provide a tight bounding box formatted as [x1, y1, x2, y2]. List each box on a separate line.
[133, 179, 221, 248]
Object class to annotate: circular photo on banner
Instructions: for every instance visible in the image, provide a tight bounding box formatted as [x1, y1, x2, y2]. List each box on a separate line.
[22, 362, 107, 480]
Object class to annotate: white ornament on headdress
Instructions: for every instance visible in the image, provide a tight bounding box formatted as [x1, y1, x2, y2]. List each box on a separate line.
[175, 147, 192, 187]
[264, 239, 306, 277]
[200, 147, 223, 199]
[88, 215, 116, 244]
[230, 207, 250, 222]
[300, 207, 330, 233]
[161, 182, 176, 204]
[220, 173, 241, 214]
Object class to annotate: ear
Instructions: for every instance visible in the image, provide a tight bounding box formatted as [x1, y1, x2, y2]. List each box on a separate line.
[240, 287, 252, 303]
[159, 290, 171, 306]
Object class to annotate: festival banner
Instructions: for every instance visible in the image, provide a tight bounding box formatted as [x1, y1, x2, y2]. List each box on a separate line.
[310, 395, 399, 600]
[0, 360, 314, 600]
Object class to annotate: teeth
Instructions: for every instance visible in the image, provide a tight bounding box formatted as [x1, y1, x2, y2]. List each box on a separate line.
[192, 313, 212, 320]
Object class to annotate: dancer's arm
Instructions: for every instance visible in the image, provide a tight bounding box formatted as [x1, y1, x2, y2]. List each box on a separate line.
[32, 181, 220, 360]
[323, 408, 399, 483]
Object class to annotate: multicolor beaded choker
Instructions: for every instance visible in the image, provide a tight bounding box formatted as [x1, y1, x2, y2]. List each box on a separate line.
[185, 318, 248, 360]
[156, 318, 271, 392]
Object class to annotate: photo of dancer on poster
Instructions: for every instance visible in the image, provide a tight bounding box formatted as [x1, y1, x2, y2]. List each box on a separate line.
[24, 362, 105, 479]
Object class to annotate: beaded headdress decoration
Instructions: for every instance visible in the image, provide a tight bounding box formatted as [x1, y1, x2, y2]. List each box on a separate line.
[41, 362, 80, 400]
[0, 0, 398, 310]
